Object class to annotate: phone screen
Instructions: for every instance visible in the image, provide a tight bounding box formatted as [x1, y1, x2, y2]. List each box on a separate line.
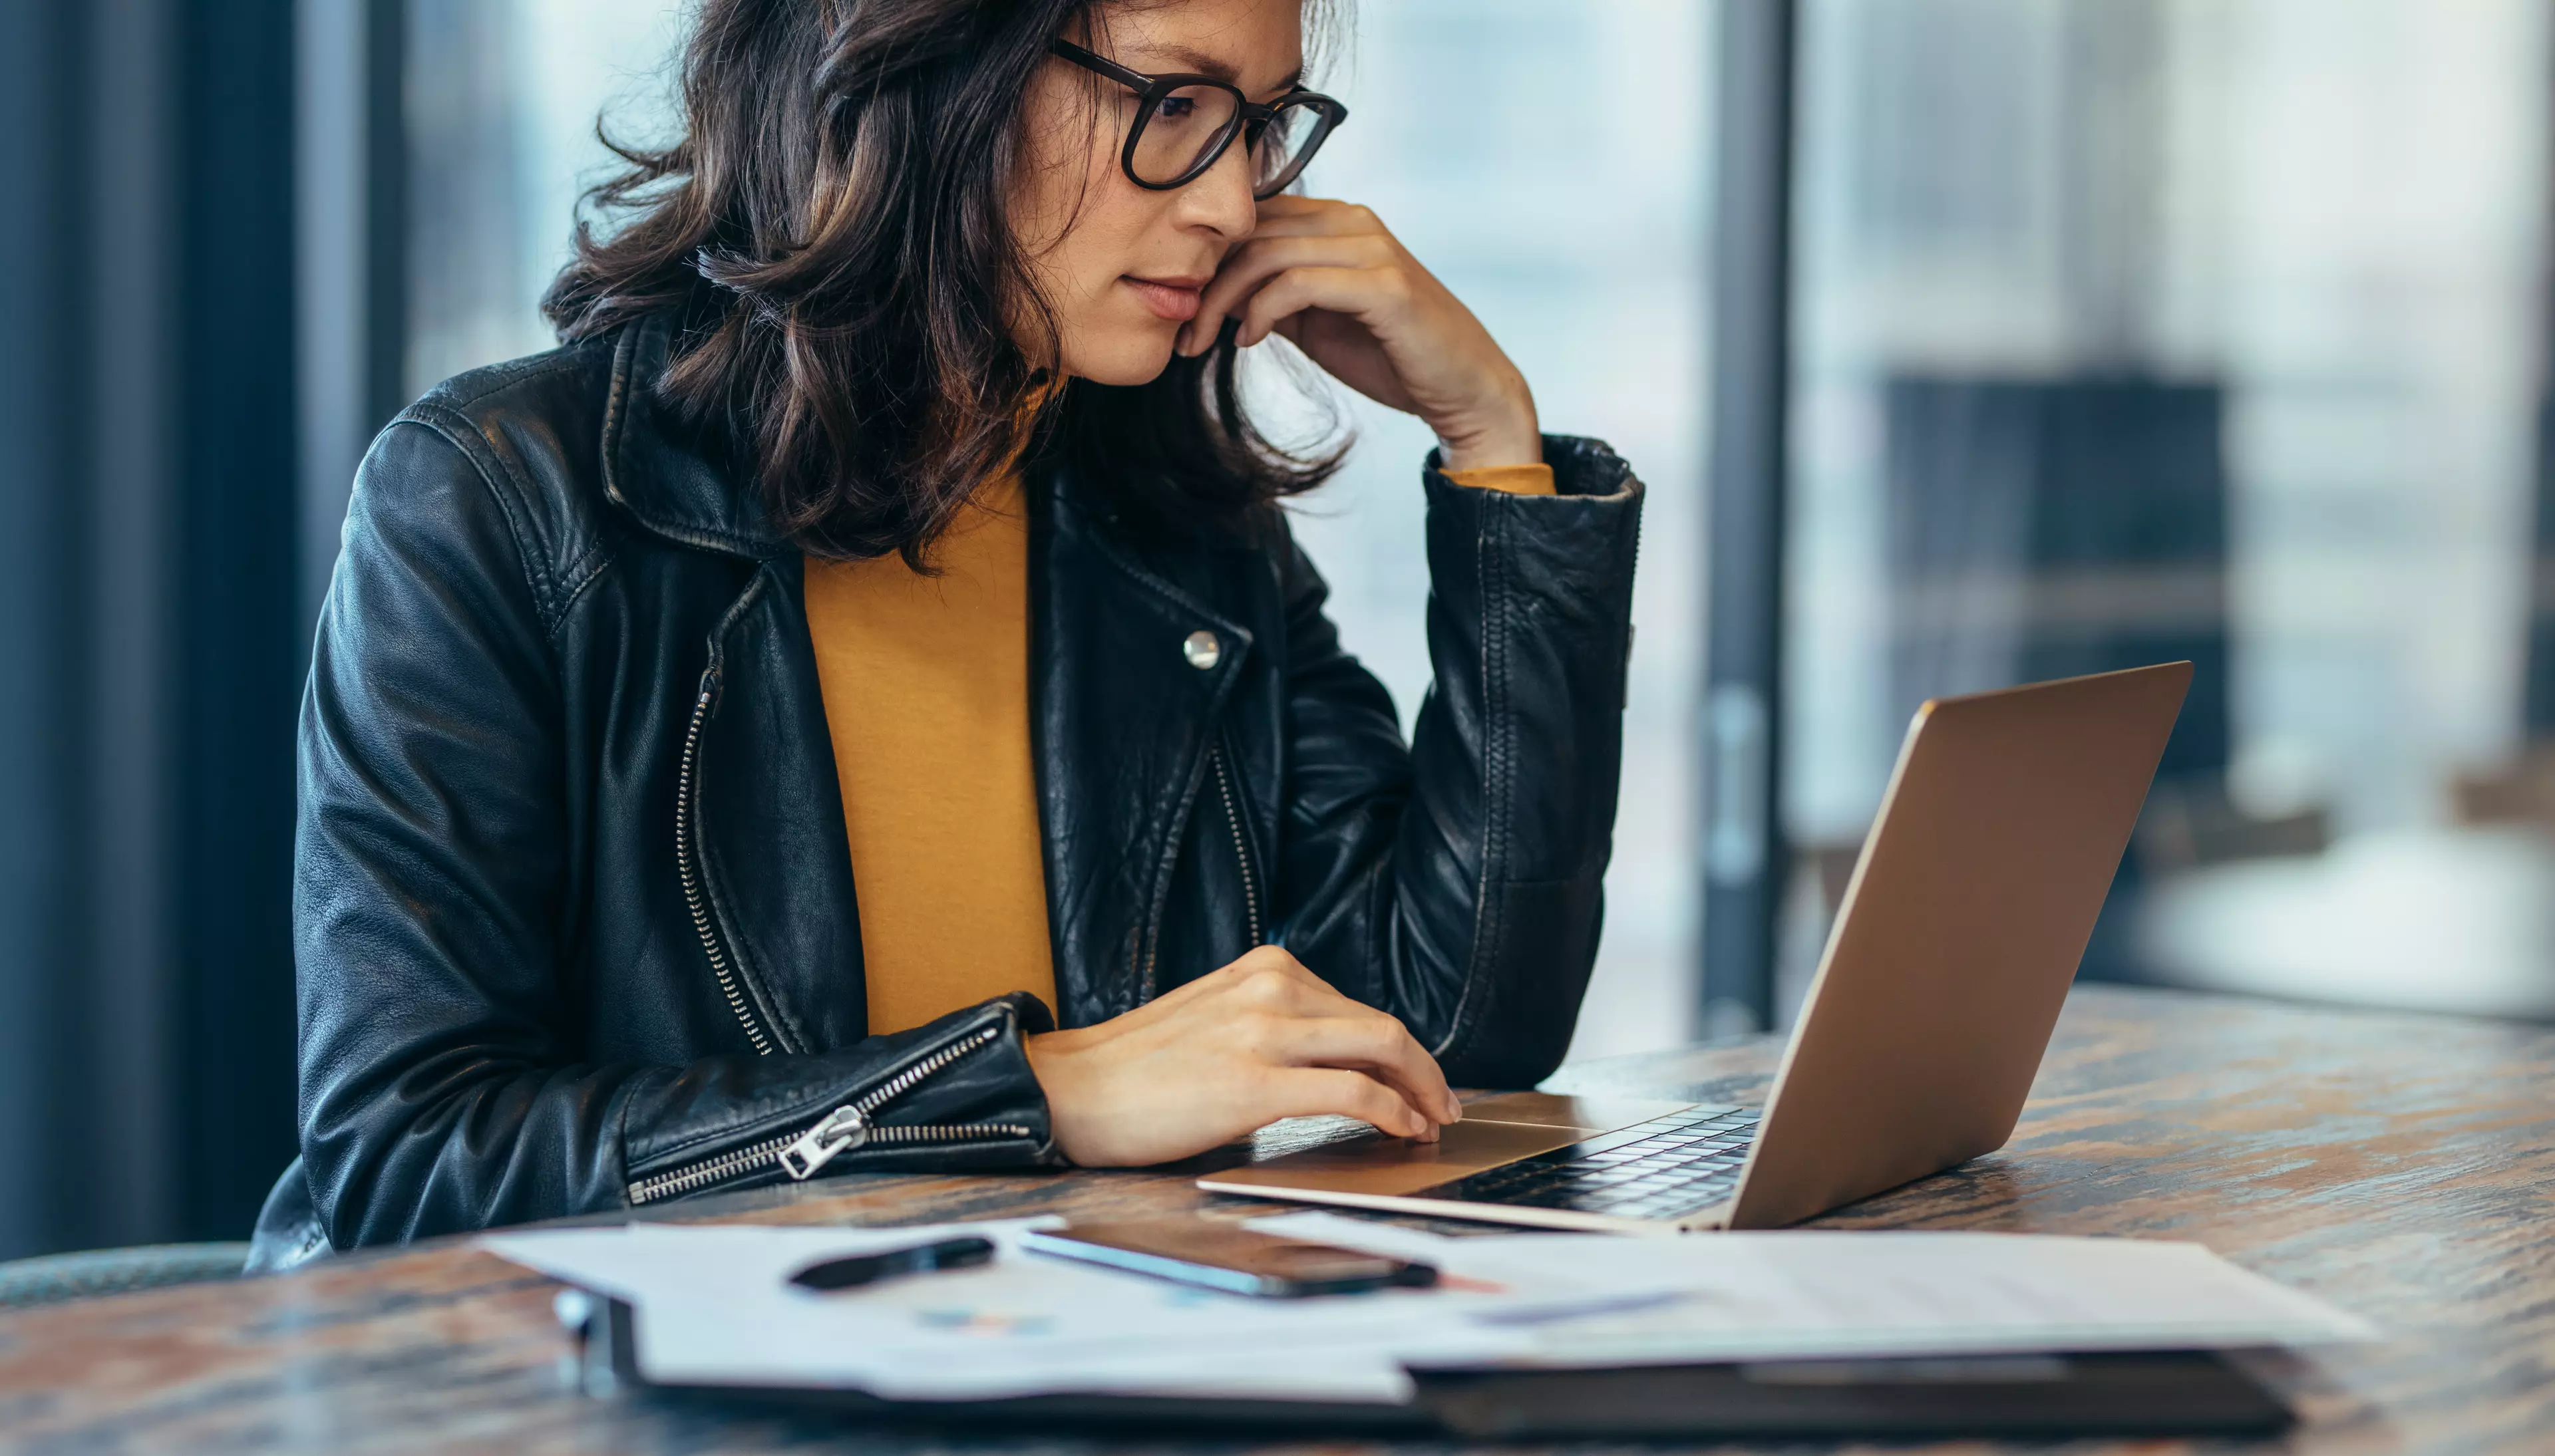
[1021, 1218, 1437, 1298]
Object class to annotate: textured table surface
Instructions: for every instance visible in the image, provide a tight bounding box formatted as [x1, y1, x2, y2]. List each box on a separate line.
[3, 983, 2550, 1454]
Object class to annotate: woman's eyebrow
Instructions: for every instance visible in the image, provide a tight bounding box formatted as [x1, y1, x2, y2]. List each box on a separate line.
[1134, 43, 1305, 94]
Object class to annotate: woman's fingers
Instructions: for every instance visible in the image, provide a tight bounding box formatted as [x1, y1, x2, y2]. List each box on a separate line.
[1251, 192, 1329, 217]
[1270, 1067, 1438, 1139]
[1229, 265, 1400, 349]
[1184, 234, 1395, 354]
[1247, 195, 1375, 237]
[1203, 949, 1459, 1124]
[1254, 1011, 1459, 1123]
[1224, 954, 1452, 1111]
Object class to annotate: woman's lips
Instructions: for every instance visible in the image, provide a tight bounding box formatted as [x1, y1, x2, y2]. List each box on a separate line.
[1124, 276, 1205, 323]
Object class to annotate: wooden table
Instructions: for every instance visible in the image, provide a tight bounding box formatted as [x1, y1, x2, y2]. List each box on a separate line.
[4, 984, 2551, 1453]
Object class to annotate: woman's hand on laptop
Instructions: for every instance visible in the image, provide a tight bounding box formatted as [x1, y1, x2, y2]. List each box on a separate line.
[1024, 946, 1462, 1167]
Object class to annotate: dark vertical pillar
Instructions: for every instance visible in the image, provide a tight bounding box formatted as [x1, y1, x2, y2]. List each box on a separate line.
[0, 0, 83, 1259]
[1701, 0, 1798, 1037]
[2534, 4, 2555, 738]
[365, 0, 411, 434]
[2527, 395, 2555, 734]
[79, 0, 182, 1254]
[1, 0, 187, 1257]
[174, 0, 305, 1240]
[0, 0, 303, 1258]
[298, 0, 410, 631]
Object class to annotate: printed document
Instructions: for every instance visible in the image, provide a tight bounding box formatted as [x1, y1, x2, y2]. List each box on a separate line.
[1249, 1212, 2377, 1368]
[482, 1213, 2371, 1403]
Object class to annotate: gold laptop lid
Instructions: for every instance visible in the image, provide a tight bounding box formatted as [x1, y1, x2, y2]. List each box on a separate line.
[1725, 661, 2190, 1229]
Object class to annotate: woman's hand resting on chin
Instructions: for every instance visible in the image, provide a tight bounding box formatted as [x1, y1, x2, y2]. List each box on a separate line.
[1025, 946, 1462, 1167]
[1175, 196, 1542, 474]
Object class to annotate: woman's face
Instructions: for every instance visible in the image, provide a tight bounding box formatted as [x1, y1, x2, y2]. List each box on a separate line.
[1011, 0, 1306, 385]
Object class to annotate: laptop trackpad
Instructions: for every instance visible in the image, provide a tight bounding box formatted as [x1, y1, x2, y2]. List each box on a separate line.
[1212, 1118, 1590, 1197]
[1455, 1092, 1697, 1133]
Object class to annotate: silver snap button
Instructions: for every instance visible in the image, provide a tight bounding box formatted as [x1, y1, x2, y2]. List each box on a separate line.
[1182, 629, 1221, 670]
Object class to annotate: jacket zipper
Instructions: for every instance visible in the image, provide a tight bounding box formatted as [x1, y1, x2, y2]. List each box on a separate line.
[627, 1024, 1027, 1205]
[676, 664, 774, 1056]
[1209, 740, 1263, 947]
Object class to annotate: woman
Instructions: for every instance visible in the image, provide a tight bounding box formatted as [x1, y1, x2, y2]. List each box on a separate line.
[254, 0, 1641, 1264]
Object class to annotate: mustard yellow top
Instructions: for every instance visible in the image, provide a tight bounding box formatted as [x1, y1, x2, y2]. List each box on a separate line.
[805, 459, 1554, 1036]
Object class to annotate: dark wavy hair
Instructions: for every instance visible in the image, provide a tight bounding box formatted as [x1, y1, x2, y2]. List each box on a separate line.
[542, 0, 1344, 565]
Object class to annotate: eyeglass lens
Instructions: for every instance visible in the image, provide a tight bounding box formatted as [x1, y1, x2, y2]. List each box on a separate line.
[1130, 88, 1330, 194]
[1130, 86, 1245, 186]
[1250, 101, 1326, 193]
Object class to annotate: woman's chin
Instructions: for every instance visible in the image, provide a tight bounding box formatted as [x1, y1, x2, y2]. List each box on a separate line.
[1060, 326, 1187, 388]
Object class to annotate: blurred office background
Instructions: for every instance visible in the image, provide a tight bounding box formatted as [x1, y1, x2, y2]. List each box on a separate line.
[6, 0, 2555, 1261]
[1779, 0, 2555, 1030]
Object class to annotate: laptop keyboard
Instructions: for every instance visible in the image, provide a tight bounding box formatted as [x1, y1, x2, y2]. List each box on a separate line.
[1423, 1105, 1762, 1222]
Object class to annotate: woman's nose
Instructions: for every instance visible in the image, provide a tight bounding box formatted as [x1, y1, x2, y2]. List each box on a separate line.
[1177, 136, 1262, 238]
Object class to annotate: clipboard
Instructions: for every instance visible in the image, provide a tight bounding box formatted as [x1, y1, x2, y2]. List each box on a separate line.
[562, 1293, 2295, 1439]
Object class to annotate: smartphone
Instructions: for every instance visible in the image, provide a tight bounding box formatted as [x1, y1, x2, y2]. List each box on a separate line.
[1020, 1217, 1438, 1298]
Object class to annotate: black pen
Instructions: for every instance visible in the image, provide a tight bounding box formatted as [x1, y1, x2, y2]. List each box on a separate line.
[786, 1235, 997, 1292]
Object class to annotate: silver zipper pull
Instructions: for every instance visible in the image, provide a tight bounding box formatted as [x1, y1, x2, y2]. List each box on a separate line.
[778, 1105, 870, 1180]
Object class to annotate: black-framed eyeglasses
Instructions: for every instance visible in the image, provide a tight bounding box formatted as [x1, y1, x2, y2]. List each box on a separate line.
[1048, 39, 1348, 200]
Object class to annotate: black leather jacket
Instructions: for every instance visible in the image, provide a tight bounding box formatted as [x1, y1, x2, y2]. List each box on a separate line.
[254, 315, 1641, 1266]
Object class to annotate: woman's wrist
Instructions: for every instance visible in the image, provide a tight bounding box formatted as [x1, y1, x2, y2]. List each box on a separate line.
[1022, 1029, 1088, 1165]
[1433, 379, 1542, 474]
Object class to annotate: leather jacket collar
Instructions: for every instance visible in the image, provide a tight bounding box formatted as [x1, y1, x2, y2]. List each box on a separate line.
[602, 316, 793, 560]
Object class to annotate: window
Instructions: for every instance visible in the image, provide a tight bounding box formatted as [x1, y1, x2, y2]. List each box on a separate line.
[405, 0, 685, 393]
[1786, 0, 2555, 1020]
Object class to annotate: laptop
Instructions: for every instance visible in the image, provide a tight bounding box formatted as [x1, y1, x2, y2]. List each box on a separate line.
[1200, 662, 2191, 1233]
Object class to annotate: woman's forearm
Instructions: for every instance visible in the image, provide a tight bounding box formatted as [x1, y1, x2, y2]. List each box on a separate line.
[1269, 438, 1643, 1088]
[303, 996, 1057, 1246]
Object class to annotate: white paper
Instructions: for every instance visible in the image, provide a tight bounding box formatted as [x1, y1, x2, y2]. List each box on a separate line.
[485, 1218, 1509, 1402]
[481, 1213, 2374, 1403]
[1246, 1212, 2379, 1366]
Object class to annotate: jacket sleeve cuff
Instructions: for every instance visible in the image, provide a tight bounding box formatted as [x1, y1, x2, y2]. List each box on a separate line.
[1442, 462, 1556, 496]
[1427, 434, 1635, 502]
[619, 991, 1065, 1199]
[864, 990, 1061, 1170]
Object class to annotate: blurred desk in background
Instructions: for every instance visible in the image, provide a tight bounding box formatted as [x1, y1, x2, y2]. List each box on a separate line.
[3, 986, 2552, 1453]
[2137, 825, 2555, 1020]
